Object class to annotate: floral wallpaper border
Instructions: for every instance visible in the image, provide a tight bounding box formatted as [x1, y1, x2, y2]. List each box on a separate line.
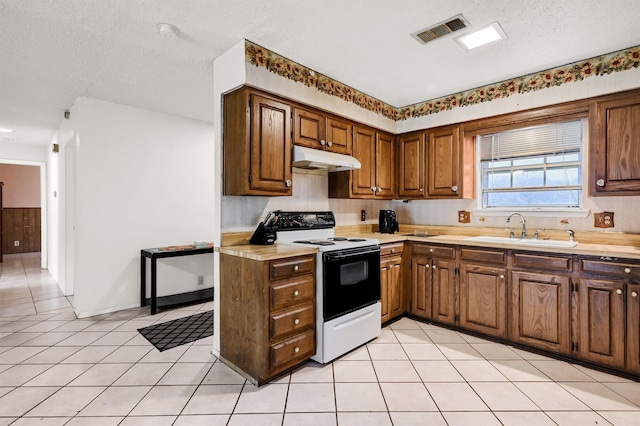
[245, 40, 640, 121]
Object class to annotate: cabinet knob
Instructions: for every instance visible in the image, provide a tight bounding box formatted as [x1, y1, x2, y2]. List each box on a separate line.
[285, 180, 292, 187]
[432, 265, 436, 269]
[632, 291, 638, 298]
[451, 185, 458, 192]
[320, 140, 326, 146]
[293, 265, 299, 271]
[625, 267, 631, 274]
[616, 288, 623, 295]
[293, 290, 299, 296]
[377, 187, 382, 193]
[327, 141, 333, 147]
[429, 248, 433, 253]
[294, 346, 300, 353]
[500, 274, 505, 279]
[596, 179, 605, 187]
[419, 188, 423, 192]
[371, 186, 377, 192]
[294, 318, 300, 325]
[391, 248, 395, 253]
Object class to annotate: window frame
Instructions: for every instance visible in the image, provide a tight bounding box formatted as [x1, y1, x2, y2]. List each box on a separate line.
[473, 118, 589, 217]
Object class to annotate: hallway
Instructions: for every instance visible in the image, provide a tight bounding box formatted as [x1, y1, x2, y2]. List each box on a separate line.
[1, 254, 640, 425]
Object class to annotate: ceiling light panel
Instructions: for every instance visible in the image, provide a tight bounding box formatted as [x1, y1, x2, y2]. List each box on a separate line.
[455, 22, 507, 51]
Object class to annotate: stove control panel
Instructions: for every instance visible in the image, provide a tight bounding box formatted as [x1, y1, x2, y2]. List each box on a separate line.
[275, 211, 335, 230]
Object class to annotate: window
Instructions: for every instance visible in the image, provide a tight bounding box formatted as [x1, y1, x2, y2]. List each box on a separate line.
[479, 120, 583, 209]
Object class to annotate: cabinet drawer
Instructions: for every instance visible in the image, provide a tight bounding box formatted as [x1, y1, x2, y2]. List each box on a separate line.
[270, 256, 314, 280]
[460, 248, 506, 264]
[512, 252, 572, 272]
[412, 244, 455, 259]
[580, 258, 640, 279]
[270, 274, 314, 311]
[270, 329, 315, 369]
[381, 243, 404, 257]
[270, 302, 314, 340]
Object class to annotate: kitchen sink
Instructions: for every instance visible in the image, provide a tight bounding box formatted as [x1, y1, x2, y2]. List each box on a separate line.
[464, 235, 578, 248]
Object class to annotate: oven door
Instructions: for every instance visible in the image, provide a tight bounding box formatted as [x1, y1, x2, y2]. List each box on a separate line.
[322, 245, 381, 321]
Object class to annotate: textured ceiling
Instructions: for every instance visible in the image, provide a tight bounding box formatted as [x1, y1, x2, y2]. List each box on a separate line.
[1, 0, 639, 146]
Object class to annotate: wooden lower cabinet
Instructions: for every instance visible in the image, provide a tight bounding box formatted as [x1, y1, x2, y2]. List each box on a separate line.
[627, 283, 640, 373]
[220, 253, 316, 385]
[411, 256, 432, 318]
[459, 263, 507, 338]
[431, 259, 456, 325]
[509, 271, 571, 354]
[576, 278, 626, 368]
[380, 243, 404, 323]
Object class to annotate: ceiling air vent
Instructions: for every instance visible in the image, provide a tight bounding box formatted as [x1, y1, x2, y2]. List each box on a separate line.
[411, 14, 468, 45]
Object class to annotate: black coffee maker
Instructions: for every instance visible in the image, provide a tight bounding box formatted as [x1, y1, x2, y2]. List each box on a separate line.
[379, 210, 399, 234]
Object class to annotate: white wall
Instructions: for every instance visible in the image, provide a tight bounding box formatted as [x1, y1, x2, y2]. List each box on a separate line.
[66, 97, 215, 318]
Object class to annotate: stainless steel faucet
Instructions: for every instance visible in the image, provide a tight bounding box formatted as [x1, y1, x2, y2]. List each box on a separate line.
[506, 212, 527, 238]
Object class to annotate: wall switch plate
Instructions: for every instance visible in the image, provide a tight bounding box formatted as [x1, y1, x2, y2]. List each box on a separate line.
[198, 276, 204, 285]
[458, 210, 471, 223]
[594, 212, 614, 228]
[14, 241, 19, 247]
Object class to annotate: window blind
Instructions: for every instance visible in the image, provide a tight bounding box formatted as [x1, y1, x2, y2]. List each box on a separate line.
[480, 120, 582, 161]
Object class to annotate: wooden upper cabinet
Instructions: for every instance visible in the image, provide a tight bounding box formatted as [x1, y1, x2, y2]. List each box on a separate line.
[224, 89, 292, 196]
[397, 131, 426, 198]
[397, 125, 472, 199]
[591, 91, 640, 196]
[375, 132, 395, 198]
[428, 126, 460, 197]
[329, 127, 394, 199]
[326, 116, 352, 155]
[351, 125, 377, 196]
[293, 106, 352, 154]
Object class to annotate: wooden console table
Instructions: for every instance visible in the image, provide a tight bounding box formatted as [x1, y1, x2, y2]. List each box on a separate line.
[140, 244, 214, 315]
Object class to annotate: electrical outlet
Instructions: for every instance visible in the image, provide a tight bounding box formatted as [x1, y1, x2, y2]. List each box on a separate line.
[594, 212, 614, 228]
[197, 276, 204, 285]
[14, 241, 19, 247]
[457, 210, 471, 223]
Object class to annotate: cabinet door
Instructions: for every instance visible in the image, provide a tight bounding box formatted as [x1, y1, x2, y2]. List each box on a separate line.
[591, 93, 640, 195]
[293, 107, 325, 150]
[627, 284, 640, 373]
[326, 117, 352, 155]
[351, 126, 377, 197]
[376, 132, 395, 198]
[411, 256, 432, 318]
[459, 263, 507, 338]
[432, 259, 456, 325]
[388, 255, 403, 320]
[397, 132, 426, 198]
[510, 271, 571, 354]
[576, 278, 626, 368]
[428, 126, 460, 197]
[250, 94, 292, 194]
[380, 257, 391, 323]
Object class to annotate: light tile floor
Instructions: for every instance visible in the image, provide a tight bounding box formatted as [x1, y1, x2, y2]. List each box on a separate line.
[1, 253, 640, 425]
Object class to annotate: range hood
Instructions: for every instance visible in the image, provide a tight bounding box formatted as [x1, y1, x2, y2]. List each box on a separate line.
[292, 145, 361, 172]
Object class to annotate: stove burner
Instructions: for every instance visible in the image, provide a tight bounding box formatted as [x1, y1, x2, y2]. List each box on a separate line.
[293, 240, 336, 246]
[348, 238, 366, 242]
[329, 237, 348, 241]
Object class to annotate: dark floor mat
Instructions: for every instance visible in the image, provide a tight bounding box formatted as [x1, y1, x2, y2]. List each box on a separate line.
[138, 310, 213, 351]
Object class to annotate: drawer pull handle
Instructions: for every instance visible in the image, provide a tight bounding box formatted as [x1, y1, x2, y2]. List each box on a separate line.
[293, 290, 299, 296]
[294, 318, 300, 325]
[293, 265, 299, 271]
[294, 346, 300, 353]
[391, 248, 395, 253]
[616, 289, 623, 295]
[625, 267, 631, 274]
[429, 248, 434, 253]
[632, 291, 638, 298]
